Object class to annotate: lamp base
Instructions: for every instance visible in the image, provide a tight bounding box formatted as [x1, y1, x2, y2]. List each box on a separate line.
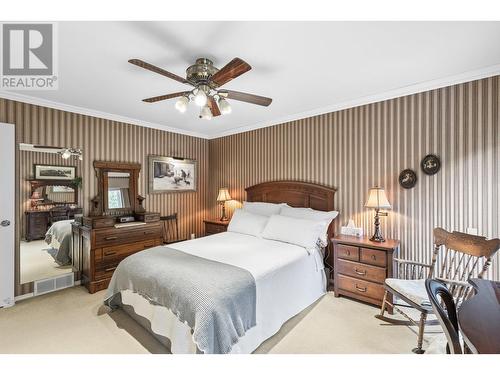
[219, 202, 228, 222]
[370, 209, 386, 242]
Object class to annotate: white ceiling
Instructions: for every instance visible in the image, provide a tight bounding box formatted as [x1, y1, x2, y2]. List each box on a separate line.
[2, 21, 500, 138]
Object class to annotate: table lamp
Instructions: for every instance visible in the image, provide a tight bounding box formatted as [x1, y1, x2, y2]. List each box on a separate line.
[365, 186, 391, 242]
[217, 188, 231, 221]
[30, 191, 42, 208]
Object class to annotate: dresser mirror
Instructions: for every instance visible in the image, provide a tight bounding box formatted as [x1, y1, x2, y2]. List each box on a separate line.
[30, 180, 78, 206]
[91, 161, 141, 216]
[105, 171, 132, 210]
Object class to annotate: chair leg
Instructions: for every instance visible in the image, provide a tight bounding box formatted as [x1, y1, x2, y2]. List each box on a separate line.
[412, 311, 427, 354]
[379, 290, 388, 317]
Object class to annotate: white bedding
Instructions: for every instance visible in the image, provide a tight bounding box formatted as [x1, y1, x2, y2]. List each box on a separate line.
[120, 231, 326, 354]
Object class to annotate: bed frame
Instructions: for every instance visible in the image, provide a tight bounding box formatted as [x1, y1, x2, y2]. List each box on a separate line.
[245, 180, 337, 264]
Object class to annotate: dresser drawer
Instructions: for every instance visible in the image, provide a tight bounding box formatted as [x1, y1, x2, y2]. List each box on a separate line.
[336, 244, 359, 261]
[337, 258, 386, 284]
[360, 247, 387, 267]
[337, 274, 385, 301]
[94, 239, 157, 262]
[205, 222, 227, 234]
[95, 224, 161, 247]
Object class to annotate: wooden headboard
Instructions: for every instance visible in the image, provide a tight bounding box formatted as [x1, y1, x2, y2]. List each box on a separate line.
[245, 180, 337, 250]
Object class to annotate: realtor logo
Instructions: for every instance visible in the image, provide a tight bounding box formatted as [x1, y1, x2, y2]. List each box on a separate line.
[1, 23, 58, 89]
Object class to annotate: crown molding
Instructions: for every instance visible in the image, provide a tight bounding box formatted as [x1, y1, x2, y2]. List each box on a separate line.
[0, 91, 209, 139]
[208, 63, 500, 139]
[1, 63, 499, 140]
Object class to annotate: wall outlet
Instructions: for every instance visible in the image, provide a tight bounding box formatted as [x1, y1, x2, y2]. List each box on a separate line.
[466, 227, 478, 235]
[190, 233, 196, 239]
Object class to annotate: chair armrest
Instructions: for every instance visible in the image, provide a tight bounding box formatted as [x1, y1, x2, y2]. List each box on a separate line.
[436, 278, 470, 288]
[393, 258, 432, 268]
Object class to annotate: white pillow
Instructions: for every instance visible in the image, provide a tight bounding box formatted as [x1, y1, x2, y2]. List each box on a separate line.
[280, 206, 338, 246]
[261, 214, 325, 251]
[242, 201, 284, 217]
[227, 209, 269, 237]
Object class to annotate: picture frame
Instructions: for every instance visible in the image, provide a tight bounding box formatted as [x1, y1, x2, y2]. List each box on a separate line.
[34, 164, 76, 181]
[148, 155, 197, 194]
[421, 154, 441, 175]
[399, 169, 417, 189]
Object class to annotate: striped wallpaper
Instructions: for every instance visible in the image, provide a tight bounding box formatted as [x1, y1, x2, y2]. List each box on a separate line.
[209, 75, 500, 281]
[0, 98, 209, 295]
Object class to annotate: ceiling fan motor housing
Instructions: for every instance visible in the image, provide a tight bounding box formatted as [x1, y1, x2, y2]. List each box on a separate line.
[186, 58, 219, 85]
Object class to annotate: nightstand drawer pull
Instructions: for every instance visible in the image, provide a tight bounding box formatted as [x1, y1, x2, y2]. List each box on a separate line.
[354, 269, 366, 276]
[105, 236, 118, 241]
[104, 251, 117, 256]
[105, 266, 117, 272]
[355, 285, 367, 293]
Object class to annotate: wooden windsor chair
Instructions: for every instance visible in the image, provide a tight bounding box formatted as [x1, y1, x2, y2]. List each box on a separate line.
[376, 227, 500, 353]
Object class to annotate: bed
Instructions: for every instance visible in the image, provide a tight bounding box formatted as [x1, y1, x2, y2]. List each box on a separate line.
[105, 181, 337, 354]
[45, 219, 74, 265]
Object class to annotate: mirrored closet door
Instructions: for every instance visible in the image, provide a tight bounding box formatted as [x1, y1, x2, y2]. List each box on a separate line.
[19, 144, 82, 285]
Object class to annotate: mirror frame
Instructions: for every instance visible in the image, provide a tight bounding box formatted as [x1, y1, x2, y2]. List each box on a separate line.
[29, 179, 79, 206]
[92, 161, 141, 216]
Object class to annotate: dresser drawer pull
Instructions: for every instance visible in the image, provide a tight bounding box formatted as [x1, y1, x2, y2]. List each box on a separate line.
[371, 255, 377, 260]
[105, 236, 118, 241]
[104, 251, 117, 256]
[105, 266, 117, 272]
[346, 250, 350, 256]
[143, 231, 154, 235]
[355, 285, 367, 293]
[354, 269, 366, 276]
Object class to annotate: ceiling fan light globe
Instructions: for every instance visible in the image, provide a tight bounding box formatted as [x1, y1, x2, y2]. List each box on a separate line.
[61, 149, 71, 159]
[175, 96, 189, 113]
[218, 98, 232, 115]
[200, 105, 212, 120]
[194, 89, 207, 107]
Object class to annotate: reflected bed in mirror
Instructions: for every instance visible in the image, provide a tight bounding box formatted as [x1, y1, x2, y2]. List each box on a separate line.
[107, 171, 131, 210]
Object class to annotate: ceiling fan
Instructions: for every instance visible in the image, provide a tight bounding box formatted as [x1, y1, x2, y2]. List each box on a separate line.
[129, 57, 272, 120]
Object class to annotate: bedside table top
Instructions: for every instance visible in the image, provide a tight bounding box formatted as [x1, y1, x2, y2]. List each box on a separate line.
[203, 219, 229, 226]
[332, 234, 399, 251]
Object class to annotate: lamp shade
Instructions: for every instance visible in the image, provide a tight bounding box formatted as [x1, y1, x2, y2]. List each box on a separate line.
[217, 188, 231, 202]
[365, 187, 391, 210]
[31, 191, 42, 200]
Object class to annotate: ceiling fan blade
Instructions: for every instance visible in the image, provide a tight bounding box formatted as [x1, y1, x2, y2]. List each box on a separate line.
[142, 91, 190, 103]
[207, 96, 221, 116]
[129, 59, 194, 86]
[210, 58, 251, 87]
[219, 90, 272, 107]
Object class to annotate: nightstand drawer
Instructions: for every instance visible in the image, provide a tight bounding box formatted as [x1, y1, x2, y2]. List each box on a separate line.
[336, 244, 359, 261]
[337, 274, 385, 301]
[205, 222, 227, 234]
[360, 247, 387, 267]
[337, 258, 386, 284]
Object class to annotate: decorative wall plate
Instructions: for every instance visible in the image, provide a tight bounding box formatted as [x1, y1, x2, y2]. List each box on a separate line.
[421, 154, 441, 175]
[399, 169, 417, 189]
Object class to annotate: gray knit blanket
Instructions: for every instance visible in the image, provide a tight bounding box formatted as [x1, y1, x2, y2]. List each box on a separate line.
[104, 246, 256, 354]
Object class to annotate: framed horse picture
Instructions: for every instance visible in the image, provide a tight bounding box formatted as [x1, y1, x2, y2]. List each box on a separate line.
[148, 155, 197, 193]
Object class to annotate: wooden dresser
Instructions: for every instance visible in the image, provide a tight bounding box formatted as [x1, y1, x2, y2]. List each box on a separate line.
[332, 235, 399, 308]
[74, 216, 162, 293]
[204, 219, 229, 235]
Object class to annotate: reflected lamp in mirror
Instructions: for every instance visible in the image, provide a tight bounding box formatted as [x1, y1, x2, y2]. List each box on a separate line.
[30, 191, 43, 208]
[365, 186, 391, 242]
[217, 188, 232, 222]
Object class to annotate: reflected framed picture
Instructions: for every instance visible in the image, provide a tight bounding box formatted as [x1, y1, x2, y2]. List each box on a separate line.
[148, 155, 197, 194]
[34, 164, 76, 180]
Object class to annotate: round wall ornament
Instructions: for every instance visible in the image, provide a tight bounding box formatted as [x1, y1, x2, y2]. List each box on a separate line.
[421, 154, 441, 175]
[399, 169, 417, 189]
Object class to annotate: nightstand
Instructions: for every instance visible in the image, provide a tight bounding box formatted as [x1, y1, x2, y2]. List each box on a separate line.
[332, 235, 399, 310]
[204, 219, 229, 235]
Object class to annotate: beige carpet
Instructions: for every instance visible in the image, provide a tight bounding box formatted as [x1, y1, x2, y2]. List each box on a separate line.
[20, 240, 72, 284]
[0, 286, 443, 354]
